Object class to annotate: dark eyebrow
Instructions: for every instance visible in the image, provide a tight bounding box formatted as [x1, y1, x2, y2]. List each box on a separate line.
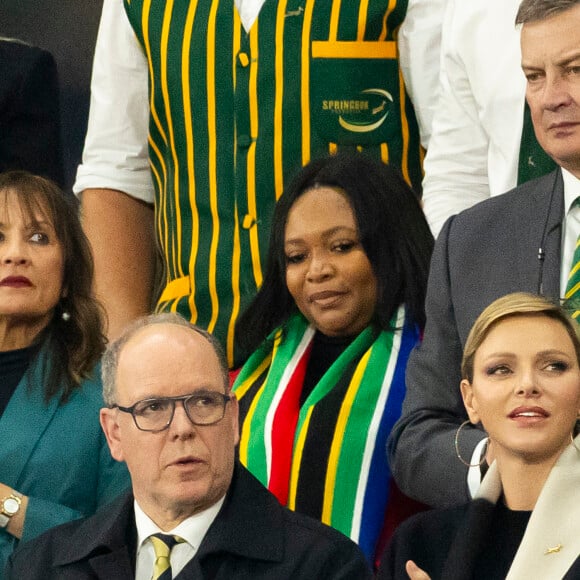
[557, 51, 580, 68]
[137, 388, 224, 401]
[285, 225, 358, 246]
[522, 50, 580, 72]
[25, 220, 52, 228]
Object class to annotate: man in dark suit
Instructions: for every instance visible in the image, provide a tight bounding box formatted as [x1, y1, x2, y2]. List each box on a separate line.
[0, 38, 63, 186]
[388, 0, 580, 510]
[6, 313, 371, 579]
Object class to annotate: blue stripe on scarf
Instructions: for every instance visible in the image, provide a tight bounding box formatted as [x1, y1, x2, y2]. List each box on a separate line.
[357, 320, 419, 560]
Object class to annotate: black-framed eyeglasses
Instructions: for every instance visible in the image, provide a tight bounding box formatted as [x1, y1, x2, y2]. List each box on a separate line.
[111, 391, 231, 432]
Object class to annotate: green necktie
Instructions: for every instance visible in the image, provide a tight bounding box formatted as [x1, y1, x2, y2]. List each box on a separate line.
[150, 533, 185, 580]
[564, 219, 580, 319]
[517, 101, 557, 185]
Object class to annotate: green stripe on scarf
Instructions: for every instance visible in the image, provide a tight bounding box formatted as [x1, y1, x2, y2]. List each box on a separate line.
[327, 329, 396, 532]
[234, 308, 405, 538]
[236, 317, 314, 484]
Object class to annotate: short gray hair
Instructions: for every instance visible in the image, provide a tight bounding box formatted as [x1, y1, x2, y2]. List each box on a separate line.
[516, 0, 580, 25]
[101, 313, 230, 406]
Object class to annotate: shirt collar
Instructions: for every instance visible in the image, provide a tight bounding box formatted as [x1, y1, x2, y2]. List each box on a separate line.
[134, 495, 225, 553]
[562, 168, 580, 212]
[236, 0, 267, 31]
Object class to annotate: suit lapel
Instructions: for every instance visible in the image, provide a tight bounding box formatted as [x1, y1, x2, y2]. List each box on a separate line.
[516, 169, 563, 300]
[183, 465, 285, 574]
[563, 557, 580, 579]
[440, 463, 501, 579]
[52, 492, 137, 578]
[440, 498, 497, 580]
[175, 557, 203, 578]
[507, 439, 580, 579]
[538, 169, 565, 299]
[0, 351, 60, 487]
[87, 548, 134, 579]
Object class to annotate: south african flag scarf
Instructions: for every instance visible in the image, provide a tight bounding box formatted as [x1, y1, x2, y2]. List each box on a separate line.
[233, 306, 419, 561]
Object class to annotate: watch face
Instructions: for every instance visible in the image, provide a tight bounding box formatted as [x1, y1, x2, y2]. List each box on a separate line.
[3, 497, 20, 516]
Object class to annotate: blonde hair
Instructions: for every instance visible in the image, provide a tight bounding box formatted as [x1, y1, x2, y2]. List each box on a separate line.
[461, 293, 580, 383]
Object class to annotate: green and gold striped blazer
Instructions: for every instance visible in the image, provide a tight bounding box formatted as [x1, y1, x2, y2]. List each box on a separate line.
[123, 0, 421, 367]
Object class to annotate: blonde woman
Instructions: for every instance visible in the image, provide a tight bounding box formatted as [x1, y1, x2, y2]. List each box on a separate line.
[379, 293, 580, 580]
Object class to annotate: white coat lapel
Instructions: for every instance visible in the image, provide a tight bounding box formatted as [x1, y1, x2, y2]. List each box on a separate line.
[507, 438, 580, 580]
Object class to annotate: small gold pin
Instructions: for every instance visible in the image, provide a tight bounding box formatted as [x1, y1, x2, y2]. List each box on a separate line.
[544, 544, 563, 555]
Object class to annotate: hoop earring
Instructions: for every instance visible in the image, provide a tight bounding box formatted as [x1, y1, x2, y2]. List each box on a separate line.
[455, 420, 486, 467]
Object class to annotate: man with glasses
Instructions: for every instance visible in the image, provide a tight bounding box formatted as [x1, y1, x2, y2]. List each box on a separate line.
[6, 313, 371, 579]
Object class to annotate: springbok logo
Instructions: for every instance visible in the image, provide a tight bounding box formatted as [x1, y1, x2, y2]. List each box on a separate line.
[337, 88, 393, 133]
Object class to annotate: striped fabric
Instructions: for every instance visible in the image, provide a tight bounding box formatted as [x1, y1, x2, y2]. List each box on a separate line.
[123, 0, 421, 367]
[150, 534, 185, 580]
[564, 221, 580, 319]
[233, 307, 419, 562]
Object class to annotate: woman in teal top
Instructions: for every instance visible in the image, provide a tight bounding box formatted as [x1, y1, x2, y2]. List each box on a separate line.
[0, 171, 129, 576]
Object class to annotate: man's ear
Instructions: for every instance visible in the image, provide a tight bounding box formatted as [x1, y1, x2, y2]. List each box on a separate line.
[460, 379, 481, 424]
[100, 408, 125, 462]
[229, 392, 240, 447]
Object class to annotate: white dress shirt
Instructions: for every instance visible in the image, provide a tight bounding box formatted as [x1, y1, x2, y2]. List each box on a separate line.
[422, 0, 525, 236]
[237, 0, 267, 31]
[134, 496, 224, 580]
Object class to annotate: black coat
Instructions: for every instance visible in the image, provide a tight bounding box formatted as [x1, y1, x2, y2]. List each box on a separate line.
[0, 38, 63, 186]
[378, 499, 580, 580]
[6, 463, 372, 579]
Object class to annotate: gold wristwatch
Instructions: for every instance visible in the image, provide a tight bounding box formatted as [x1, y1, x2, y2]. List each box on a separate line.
[0, 492, 22, 528]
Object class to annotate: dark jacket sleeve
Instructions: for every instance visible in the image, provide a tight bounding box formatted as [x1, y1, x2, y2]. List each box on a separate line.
[377, 507, 465, 580]
[387, 216, 485, 507]
[317, 536, 373, 580]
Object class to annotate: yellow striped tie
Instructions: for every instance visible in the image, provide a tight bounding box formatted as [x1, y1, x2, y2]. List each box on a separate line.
[564, 232, 580, 319]
[150, 534, 185, 580]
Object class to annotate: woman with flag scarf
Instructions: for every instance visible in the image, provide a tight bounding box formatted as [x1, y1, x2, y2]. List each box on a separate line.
[232, 153, 433, 565]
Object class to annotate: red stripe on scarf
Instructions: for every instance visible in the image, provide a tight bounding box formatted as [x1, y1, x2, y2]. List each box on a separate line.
[268, 343, 312, 504]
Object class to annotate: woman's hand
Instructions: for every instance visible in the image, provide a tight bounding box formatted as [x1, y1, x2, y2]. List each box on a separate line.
[0, 482, 28, 539]
[406, 560, 431, 580]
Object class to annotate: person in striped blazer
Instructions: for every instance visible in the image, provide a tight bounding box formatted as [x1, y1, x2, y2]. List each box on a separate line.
[74, 0, 444, 368]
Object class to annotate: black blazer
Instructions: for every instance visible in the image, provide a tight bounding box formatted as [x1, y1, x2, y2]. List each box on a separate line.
[378, 499, 580, 580]
[6, 463, 372, 579]
[0, 38, 63, 186]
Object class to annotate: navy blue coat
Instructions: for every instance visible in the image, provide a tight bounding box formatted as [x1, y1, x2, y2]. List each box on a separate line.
[7, 464, 372, 579]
